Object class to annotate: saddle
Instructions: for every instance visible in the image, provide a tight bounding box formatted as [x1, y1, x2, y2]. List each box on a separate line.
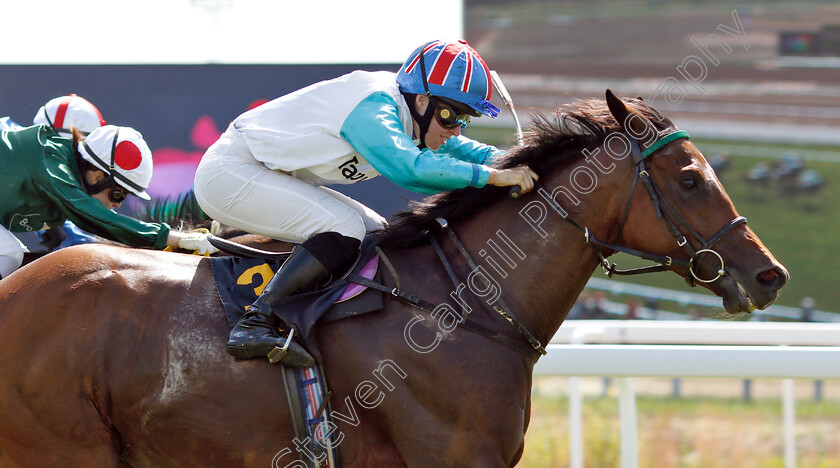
[208, 234, 386, 468]
[209, 233, 385, 361]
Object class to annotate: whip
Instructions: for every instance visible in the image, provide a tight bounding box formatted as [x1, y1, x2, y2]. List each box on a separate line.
[490, 70, 526, 198]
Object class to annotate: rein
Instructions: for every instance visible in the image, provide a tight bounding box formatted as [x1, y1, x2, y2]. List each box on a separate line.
[347, 251, 542, 358]
[352, 129, 747, 360]
[432, 218, 547, 355]
[558, 130, 746, 285]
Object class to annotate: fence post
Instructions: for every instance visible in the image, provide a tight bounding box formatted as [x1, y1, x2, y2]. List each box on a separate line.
[568, 325, 607, 468]
[618, 377, 639, 468]
[743, 379, 752, 402]
[569, 376, 583, 468]
[783, 378, 796, 468]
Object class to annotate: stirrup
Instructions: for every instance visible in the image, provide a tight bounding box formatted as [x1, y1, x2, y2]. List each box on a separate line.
[267, 328, 296, 364]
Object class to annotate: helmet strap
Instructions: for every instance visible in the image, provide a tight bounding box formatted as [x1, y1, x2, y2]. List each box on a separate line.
[403, 92, 435, 149]
[78, 128, 120, 196]
[406, 50, 441, 149]
[85, 173, 115, 195]
[76, 153, 114, 195]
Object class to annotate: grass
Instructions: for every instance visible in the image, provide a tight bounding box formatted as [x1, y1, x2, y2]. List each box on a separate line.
[589, 141, 840, 312]
[521, 377, 840, 468]
[464, 125, 840, 314]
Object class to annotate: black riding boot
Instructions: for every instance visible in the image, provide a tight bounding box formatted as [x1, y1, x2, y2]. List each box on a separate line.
[225, 232, 360, 367]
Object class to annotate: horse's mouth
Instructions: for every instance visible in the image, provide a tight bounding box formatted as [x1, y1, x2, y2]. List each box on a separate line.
[717, 276, 774, 314]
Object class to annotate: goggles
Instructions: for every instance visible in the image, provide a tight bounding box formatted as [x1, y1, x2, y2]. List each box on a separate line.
[109, 186, 128, 203]
[432, 98, 471, 129]
[82, 127, 134, 203]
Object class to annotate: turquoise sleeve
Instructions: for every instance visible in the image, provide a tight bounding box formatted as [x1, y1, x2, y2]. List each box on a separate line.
[438, 134, 504, 165]
[340, 92, 493, 195]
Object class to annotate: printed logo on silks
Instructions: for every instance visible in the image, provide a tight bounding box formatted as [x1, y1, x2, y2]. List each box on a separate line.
[337, 155, 372, 182]
[9, 213, 47, 232]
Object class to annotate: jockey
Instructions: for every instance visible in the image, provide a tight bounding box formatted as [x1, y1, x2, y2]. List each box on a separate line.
[2, 94, 109, 249]
[194, 39, 537, 367]
[32, 94, 106, 138]
[34, 95, 108, 248]
[2, 94, 106, 136]
[0, 124, 217, 279]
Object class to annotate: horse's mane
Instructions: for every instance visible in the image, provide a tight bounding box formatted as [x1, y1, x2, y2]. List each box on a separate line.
[378, 97, 676, 248]
[132, 190, 207, 229]
[133, 189, 248, 239]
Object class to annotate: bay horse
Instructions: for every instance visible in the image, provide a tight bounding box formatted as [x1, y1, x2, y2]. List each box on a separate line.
[0, 91, 787, 467]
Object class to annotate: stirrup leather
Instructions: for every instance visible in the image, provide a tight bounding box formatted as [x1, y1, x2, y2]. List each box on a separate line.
[267, 328, 296, 364]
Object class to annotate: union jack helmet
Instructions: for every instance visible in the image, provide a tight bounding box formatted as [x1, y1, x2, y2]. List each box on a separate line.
[397, 40, 500, 118]
[33, 94, 106, 138]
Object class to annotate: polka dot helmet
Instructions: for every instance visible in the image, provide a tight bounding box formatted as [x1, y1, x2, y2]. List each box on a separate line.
[78, 125, 153, 200]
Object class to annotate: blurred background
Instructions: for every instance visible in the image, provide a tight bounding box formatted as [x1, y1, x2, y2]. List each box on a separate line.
[463, 5, 840, 466]
[2, 1, 839, 466]
[6, 0, 833, 319]
[463, 0, 840, 322]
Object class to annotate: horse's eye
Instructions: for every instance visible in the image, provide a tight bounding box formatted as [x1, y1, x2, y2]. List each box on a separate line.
[680, 177, 697, 190]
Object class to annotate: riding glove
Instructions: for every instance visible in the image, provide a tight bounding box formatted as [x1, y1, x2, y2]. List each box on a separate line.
[177, 231, 219, 255]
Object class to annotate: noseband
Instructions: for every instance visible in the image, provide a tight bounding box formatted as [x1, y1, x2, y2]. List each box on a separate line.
[540, 129, 746, 286]
[355, 129, 747, 359]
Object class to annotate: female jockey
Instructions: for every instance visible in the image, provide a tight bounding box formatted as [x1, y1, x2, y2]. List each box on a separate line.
[2, 94, 110, 248]
[194, 39, 537, 367]
[0, 124, 217, 279]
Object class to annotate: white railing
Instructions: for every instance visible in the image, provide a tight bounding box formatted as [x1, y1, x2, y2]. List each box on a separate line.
[584, 278, 840, 322]
[534, 320, 840, 468]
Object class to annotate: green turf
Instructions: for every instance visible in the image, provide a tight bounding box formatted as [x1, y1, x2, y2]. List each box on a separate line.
[523, 388, 840, 468]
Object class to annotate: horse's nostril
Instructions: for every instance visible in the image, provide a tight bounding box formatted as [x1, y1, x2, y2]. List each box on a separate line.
[756, 267, 787, 290]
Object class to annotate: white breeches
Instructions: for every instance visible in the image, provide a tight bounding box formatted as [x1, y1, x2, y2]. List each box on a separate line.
[194, 129, 386, 244]
[0, 226, 27, 278]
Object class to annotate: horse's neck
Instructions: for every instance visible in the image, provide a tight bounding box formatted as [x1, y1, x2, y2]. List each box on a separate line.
[454, 163, 628, 346]
[451, 216, 590, 346]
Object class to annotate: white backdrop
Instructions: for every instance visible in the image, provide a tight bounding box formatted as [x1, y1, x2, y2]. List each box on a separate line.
[5, 0, 464, 64]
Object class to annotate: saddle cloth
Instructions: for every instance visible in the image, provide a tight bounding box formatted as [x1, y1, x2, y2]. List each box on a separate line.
[209, 235, 384, 359]
[209, 236, 385, 468]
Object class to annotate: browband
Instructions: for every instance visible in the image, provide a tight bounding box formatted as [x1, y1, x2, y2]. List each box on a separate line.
[640, 130, 690, 159]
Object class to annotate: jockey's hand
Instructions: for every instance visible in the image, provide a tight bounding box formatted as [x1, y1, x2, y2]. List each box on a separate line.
[487, 166, 538, 194]
[173, 231, 220, 255]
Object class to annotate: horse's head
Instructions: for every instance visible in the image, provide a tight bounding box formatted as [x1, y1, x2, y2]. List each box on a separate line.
[603, 90, 788, 313]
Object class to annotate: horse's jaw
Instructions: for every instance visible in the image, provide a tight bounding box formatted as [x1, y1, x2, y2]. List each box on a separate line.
[708, 271, 783, 314]
[716, 276, 759, 314]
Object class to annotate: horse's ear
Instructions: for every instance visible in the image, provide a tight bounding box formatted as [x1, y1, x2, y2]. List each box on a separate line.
[605, 89, 630, 128]
[605, 89, 656, 144]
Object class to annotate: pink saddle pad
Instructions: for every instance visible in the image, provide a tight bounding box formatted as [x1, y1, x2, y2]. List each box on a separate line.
[335, 254, 379, 303]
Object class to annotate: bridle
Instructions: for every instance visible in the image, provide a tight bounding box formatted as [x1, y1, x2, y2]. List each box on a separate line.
[351, 128, 748, 359]
[542, 129, 747, 286]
